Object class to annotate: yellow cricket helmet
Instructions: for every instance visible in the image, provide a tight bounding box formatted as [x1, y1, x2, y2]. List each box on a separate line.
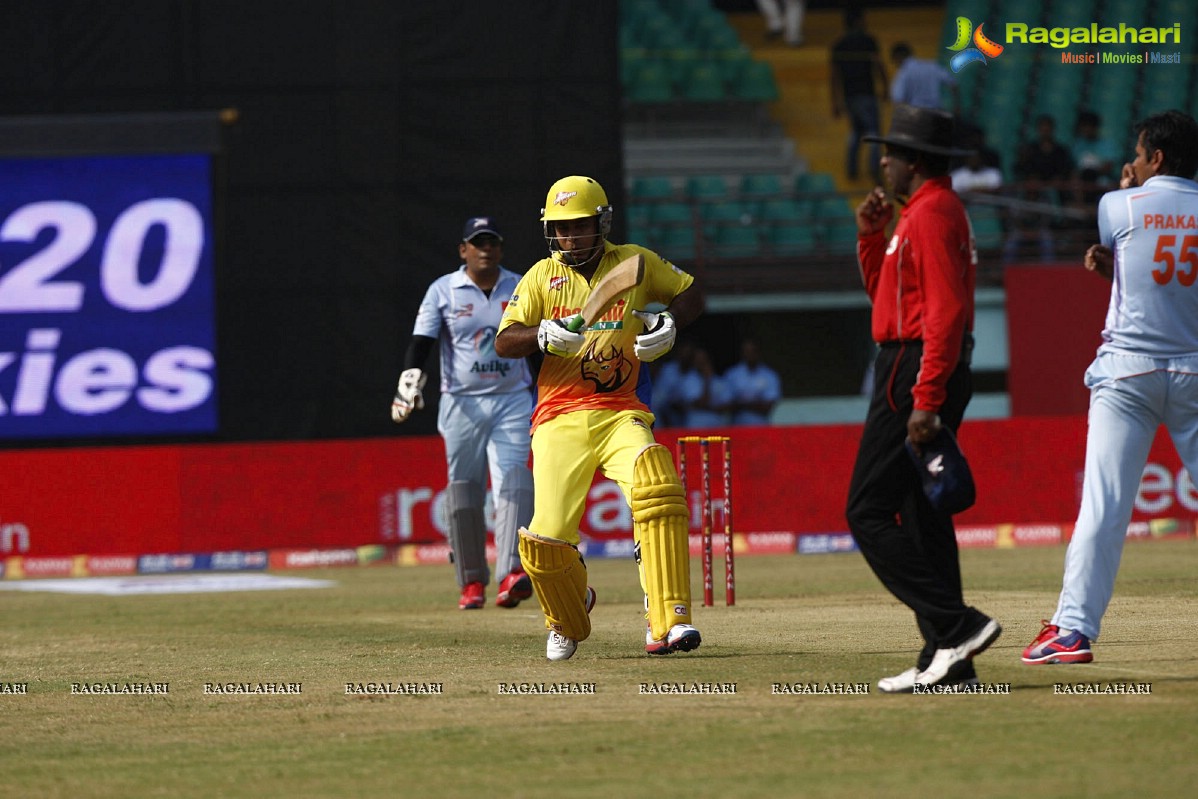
[540, 175, 613, 231]
[540, 176, 613, 266]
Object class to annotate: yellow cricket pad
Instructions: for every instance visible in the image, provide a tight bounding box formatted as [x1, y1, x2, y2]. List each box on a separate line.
[518, 528, 591, 641]
[631, 445, 692, 640]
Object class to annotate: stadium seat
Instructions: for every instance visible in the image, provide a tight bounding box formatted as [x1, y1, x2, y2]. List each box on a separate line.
[679, 62, 726, 102]
[710, 225, 762, 259]
[815, 196, 854, 221]
[630, 175, 677, 201]
[767, 224, 817, 256]
[625, 61, 674, 104]
[626, 203, 654, 228]
[795, 172, 836, 196]
[819, 221, 860, 254]
[686, 174, 731, 201]
[730, 60, 780, 103]
[739, 173, 785, 199]
[700, 201, 756, 238]
[758, 196, 811, 224]
[657, 225, 700, 261]
[652, 201, 696, 227]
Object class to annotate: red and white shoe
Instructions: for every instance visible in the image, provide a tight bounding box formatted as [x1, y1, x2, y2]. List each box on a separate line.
[495, 571, 533, 608]
[458, 581, 485, 610]
[645, 623, 702, 655]
[1021, 620, 1093, 664]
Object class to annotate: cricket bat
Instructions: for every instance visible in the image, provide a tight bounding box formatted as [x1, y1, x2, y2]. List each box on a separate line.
[566, 254, 645, 332]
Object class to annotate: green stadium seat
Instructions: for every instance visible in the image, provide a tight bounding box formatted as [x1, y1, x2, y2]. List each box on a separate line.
[767, 224, 817, 256]
[819, 221, 860, 254]
[679, 62, 726, 102]
[731, 60, 779, 103]
[700, 201, 755, 237]
[815, 196, 854, 220]
[686, 174, 730, 201]
[739, 173, 785, 199]
[630, 175, 677, 200]
[710, 225, 762, 259]
[626, 223, 656, 247]
[652, 201, 695, 227]
[795, 172, 836, 195]
[625, 61, 674, 104]
[626, 203, 654, 228]
[759, 196, 812, 223]
[657, 225, 700, 261]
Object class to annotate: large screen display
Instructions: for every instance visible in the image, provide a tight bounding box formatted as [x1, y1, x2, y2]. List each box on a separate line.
[0, 154, 215, 439]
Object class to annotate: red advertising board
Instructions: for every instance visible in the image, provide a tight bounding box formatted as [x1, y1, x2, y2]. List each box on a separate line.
[1, 420, 1194, 559]
[1005, 265, 1110, 417]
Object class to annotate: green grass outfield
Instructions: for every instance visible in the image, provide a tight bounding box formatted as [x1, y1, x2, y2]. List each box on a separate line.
[2, 541, 1196, 799]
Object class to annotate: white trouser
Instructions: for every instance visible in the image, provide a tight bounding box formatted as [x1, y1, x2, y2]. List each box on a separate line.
[1053, 354, 1198, 640]
[438, 390, 533, 580]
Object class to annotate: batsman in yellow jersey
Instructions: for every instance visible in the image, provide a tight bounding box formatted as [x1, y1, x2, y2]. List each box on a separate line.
[496, 175, 706, 660]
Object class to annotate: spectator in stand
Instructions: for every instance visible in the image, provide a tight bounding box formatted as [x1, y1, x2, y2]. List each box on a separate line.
[678, 347, 731, 428]
[756, 0, 805, 47]
[830, 5, 888, 182]
[1006, 114, 1076, 260]
[1072, 109, 1120, 203]
[890, 42, 958, 112]
[649, 338, 696, 429]
[724, 338, 782, 425]
[951, 149, 1003, 194]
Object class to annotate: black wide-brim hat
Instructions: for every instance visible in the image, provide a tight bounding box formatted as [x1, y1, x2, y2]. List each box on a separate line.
[863, 104, 975, 157]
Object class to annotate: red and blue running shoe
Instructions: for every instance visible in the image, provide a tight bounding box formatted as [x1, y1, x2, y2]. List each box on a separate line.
[1021, 621, 1093, 664]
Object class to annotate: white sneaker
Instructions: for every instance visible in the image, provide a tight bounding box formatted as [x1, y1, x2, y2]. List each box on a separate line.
[544, 586, 596, 662]
[547, 631, 577, 661]
[877, 667, 919, 693]
[914, 619, 1002, 686]
[879, 666, 981, 694]
[645, 623, 702, 655]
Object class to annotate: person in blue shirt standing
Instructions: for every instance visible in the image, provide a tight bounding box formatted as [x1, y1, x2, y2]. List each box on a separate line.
[724, 338, 781, 425]
[392, 217, 536, 611]
[678, 347, 731, 428]
[889, 42, 957, 112]
[1023, 110, 1198, 665]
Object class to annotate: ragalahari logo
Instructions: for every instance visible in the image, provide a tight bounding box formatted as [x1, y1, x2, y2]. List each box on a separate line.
[947, 17, 1005, 72]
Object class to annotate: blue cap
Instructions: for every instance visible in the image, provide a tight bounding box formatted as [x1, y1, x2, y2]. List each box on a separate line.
[462, 216, 503, 242]
[905, 427, 976, 515]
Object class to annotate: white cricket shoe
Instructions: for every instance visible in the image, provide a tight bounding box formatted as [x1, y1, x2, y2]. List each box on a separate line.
[878, 666, 981, 694]
[544, 586, 597, 662]
[547, 631, 578, 661]
[877, 667, 920, 694]
[645, 623, 702, 655]
[914, 618, 1002, 687]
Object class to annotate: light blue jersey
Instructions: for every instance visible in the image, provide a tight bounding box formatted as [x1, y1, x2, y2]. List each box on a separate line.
[1098, 175, 1198, 360]
[413, 265, 533, 395]
[1051, 173, 1198, 641]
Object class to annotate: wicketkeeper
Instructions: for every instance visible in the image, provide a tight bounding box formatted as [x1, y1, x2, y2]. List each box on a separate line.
[392, 216, 536, 611]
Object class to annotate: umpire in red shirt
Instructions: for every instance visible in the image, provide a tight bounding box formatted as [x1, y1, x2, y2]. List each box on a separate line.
[849, 104, 1001, 692]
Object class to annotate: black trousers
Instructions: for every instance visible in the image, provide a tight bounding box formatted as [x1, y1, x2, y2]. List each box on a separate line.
[846, 340, 988, 672]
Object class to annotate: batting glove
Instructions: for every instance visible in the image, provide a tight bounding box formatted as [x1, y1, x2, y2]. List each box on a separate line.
[537, 319, 586, 357]
[391, 368, 427, 423]
[631, 310, 676, 362]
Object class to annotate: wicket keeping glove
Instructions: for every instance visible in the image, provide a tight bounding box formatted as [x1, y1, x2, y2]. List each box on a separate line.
[631, 310, 676, 362]
[391, 368, 427, 423]
[537, 319, 586, 357]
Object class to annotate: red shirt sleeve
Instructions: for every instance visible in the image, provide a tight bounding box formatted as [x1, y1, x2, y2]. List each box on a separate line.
[857, 230, 888, 300]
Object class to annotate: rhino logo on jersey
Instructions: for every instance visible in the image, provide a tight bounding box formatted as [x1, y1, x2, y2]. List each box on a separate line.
[580, 341, 632, 394]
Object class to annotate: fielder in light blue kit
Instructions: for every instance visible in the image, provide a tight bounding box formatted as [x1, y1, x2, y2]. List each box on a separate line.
[392, 217, 536, 610]
[1024, 111, 1198, 664]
